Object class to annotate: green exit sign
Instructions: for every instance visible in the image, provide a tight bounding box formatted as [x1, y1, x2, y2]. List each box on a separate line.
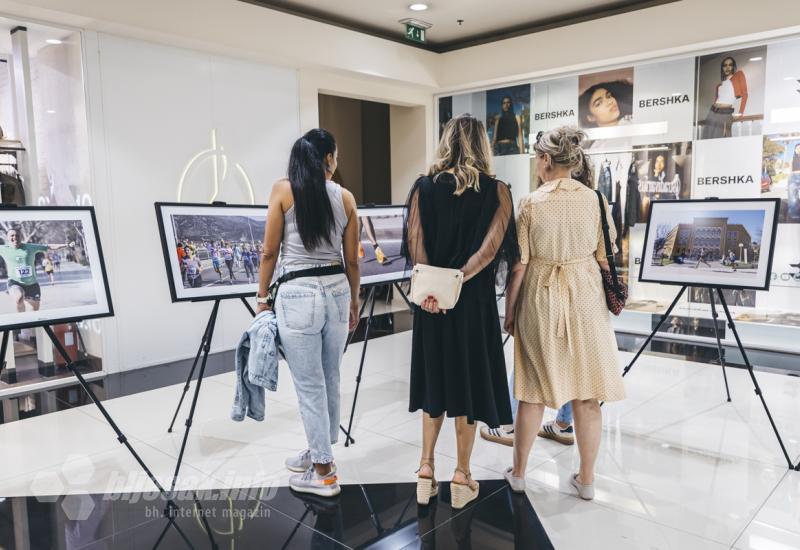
[405, 24, 425, 44]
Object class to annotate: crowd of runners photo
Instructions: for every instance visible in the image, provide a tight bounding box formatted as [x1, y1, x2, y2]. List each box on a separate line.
[176, 239, 264, 289]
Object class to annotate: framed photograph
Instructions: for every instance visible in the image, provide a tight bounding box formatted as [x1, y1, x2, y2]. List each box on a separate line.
[357, 206, 409, 286]
[155, 203, 267, 302]
[639, 198, 779, 291]
[0, 206, 113, 331]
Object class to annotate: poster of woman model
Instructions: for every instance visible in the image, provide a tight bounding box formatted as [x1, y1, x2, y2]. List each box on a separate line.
[639, 198, 779, 291]
[578, 68, 634, 136]
[0, 207, 113, 330]
[485, 84, 531, 155]
[155, 203, 267, 302]
[695, 46, 767, 140]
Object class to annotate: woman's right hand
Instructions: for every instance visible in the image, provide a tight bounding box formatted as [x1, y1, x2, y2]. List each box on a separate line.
[349, 300, 359, 332]
[420, 296, 447, 315]
[256, 302, 271, 315]
[503, 311, 515, 335]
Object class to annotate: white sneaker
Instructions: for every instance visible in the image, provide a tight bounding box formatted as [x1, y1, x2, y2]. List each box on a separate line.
[480, 425, 514, 447]
[285, 449, 337, 474]
[503, 467, 526, 493]
[538, 420, 574, 445]
[289, 466, 341, 498]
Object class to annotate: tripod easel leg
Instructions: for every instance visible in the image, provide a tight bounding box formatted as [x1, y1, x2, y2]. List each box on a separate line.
[170, 300, 221, 492]
[716, 289, 794, 469]
[0, 330, 9, 378]
[393, 281, 414, 311]
[42, 326, 194, 549]
[708, 289, 732, 402]
[622, 286, 687, 378]
[342, 286, 378, 447]
[168, 311, 215, 433]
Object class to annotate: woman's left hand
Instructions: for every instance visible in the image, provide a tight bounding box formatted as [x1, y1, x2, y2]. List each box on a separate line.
[420, 296, 447, 315]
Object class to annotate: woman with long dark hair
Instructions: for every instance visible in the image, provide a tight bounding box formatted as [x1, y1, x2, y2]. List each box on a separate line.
[492, 95, 525, 155]
[404, 114, 518, 509]
[578, 81, 633, 128]
[256, 128, 360, 498]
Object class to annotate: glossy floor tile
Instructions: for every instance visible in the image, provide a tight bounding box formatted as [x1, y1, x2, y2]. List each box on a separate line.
[2, 330, 800, 549]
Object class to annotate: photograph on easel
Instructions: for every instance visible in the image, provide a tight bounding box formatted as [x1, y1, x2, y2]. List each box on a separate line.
[639, 198, 779, 291]
[357, 206, 409, 286]
[0, 207, 112, 330]
[155, 203, 267, 302]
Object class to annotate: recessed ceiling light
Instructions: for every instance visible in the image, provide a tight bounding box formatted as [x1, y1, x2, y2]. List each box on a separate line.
[785, 76, 798, 81]
[749, 56, 763, 61]
[46, 110, 56, 114]
[46, 39, 62, 45]
[409, 3, 428, 11]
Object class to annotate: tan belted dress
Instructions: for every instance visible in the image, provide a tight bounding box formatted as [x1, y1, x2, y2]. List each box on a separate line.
[514, 178, 626, 409]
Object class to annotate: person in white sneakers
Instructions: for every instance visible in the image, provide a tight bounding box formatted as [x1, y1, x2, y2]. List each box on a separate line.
[481, 367, 574, 446]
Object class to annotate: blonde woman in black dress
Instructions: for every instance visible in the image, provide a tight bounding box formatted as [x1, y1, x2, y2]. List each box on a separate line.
[403, 114, 518, 509]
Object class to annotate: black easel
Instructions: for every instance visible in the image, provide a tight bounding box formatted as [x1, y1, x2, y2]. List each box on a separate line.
[39, 324, 197, 549]
[167, 297, 256, 489]
[340, 282, 413, 447]
[622, 285, 794, 469]
[0, 330, 9, 377]
[167, 296, 255, 434]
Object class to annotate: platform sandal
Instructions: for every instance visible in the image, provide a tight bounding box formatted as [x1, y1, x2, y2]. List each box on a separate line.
[416, 458, 439, 505]
[450, 467, 479, 509]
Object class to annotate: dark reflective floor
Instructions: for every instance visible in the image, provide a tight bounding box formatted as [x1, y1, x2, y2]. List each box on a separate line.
[0, 480, 552, 549]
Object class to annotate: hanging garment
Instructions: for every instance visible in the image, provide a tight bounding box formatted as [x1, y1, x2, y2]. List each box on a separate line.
[611, 181, 623, 262]
[624, 161, 641, 233]
[597, 162, 613, 202]
[0, 172, 25, 206]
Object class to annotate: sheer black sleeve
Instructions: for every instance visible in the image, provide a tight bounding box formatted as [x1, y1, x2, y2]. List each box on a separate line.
[462, 180, 518, 283]
[402, 177, 429, 267]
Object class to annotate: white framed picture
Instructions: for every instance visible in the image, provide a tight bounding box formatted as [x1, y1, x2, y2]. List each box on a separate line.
[357, 206, 409, 286]
[0, 207, 113, 330]
[639, 198, 780, 291]
[155, 203, 267, 302]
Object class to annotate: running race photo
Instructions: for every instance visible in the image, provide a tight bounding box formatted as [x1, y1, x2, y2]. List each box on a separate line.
[155, 203, 268, 302]
[639, 198, 780, 291]
[0, 207, 113, 330]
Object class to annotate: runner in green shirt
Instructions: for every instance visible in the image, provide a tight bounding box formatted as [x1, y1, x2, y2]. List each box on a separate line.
[0, 228, 71, 312]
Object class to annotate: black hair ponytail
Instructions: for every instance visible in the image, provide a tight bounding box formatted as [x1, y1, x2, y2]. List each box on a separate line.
[288, 128, 337, 250]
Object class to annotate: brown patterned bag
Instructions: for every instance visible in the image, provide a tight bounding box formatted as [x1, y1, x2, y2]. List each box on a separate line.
[596, 190, 628, 315]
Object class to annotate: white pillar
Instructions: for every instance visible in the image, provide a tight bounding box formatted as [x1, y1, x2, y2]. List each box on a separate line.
[9, 26, 40, 204]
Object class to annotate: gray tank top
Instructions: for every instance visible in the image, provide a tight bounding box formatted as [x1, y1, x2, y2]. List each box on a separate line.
[280, 181, 347, 270]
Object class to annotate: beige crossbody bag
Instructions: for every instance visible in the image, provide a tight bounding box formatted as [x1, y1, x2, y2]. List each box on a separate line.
[410, 264, 465, 310]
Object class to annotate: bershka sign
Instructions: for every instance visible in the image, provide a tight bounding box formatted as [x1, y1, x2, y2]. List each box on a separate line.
[697, 175, 755, 185]
[639, 94, 690, 108]
[692, 136, 761, 198]
[534, 109, 575, 121]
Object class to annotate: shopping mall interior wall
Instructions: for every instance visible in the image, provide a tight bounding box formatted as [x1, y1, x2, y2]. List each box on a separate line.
[437, 0, 800, 91]
[85, 32, 299, 373]
[390, 105, 427, 205]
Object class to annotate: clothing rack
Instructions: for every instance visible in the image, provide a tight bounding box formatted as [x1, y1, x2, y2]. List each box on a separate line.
[584, 145, 670, 156]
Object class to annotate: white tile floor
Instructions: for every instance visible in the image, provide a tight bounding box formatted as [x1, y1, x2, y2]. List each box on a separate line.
[2, 331, 800, 549]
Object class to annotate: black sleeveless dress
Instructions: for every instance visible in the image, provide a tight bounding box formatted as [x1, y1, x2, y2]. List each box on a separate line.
[403, 172, 517, 427]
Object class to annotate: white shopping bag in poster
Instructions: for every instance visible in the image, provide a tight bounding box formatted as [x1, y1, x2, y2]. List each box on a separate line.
[692, 135, 762, 198]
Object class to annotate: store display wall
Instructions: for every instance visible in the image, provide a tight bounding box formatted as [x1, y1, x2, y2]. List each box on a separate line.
[88, 33, 299, 372]
[438, 34, 800, 352]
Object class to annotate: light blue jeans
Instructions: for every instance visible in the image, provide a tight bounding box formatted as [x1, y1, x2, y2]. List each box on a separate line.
[275, 273, 351, 465]
[508, 367, 573, 425]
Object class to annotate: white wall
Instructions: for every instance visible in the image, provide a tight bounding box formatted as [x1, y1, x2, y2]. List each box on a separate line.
[86, 33, 299, 372]
[390, 104, 427, 204]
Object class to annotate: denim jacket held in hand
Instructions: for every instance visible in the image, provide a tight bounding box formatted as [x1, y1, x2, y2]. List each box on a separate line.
[231, 310, 281, 422]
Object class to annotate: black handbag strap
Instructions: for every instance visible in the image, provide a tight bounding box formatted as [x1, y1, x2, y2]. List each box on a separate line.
[595, 190, 623, 298]
[266, 264, 344, 305]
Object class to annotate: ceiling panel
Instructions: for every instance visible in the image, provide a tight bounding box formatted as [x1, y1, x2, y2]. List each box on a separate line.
[241, 0, 678, 52]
